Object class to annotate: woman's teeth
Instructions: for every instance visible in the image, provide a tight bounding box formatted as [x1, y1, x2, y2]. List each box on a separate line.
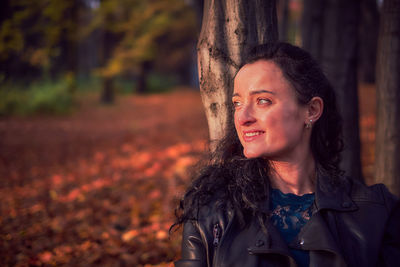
[245, 131, 263, 137]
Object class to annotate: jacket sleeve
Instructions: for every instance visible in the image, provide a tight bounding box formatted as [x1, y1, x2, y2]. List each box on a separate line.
[377, 186, 400, 266]
[175, 220, 207, 267]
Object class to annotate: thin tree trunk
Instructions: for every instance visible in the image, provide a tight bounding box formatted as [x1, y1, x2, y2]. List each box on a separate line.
[99, 6, 116, 104]
[302, 0, 363, 181]
[101, 77, 114, 103]
[136, 61, 151, 94]
[375, 0, 400, 196]
[359, 0, 379, 83]
[278, 0, 290, 41]
[301, 0, 325, 60]
[198, 0, 278, 146]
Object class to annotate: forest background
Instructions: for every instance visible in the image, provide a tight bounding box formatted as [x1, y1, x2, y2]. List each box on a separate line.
[0, 0, 398, 266]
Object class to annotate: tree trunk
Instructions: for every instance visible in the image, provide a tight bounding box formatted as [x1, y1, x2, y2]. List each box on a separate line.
[301, 0, 363, 181]
[359, 0, 379, 84]
[99, 30, 116, 104]
[198, 0, 278, 146]
[136, 61, 151, 94]
[278, 0, 290, 41]
[375, 0, 400, 196]
[99, 6, 117, 104]
[301, 0, 325, 60]
[101, 77, 114, 104]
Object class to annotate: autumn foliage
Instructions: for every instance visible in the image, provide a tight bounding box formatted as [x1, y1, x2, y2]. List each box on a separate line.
[0, 89, 208, 266]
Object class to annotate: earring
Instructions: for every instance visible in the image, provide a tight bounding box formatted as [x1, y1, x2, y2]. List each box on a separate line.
[306, 119, 313, 129]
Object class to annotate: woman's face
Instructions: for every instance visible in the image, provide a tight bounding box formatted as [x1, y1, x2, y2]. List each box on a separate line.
[233, 60, 309, 160]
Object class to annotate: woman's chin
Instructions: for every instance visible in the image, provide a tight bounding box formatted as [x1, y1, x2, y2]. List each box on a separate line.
[243, 149, 263, 159]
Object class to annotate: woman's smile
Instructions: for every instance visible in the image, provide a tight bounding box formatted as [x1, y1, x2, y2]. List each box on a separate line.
[242, 130, 265, 141]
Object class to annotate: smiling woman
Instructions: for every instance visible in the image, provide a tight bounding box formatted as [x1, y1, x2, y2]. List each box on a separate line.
[173, 42, 400, 267]
[232, 60, 320, 165]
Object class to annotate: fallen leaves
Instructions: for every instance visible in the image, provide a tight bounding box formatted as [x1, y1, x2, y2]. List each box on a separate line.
[122, 229, 139, 242]
[0, 90, 208, 266]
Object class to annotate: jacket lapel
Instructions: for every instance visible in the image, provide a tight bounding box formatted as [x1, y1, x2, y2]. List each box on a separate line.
[247, 221, 297, 266]
[246, 184, 295, 260]
[294, 211, 347, 266]
[290, 175, 358, 267]
[314, 175, 357, 212]
[247, 221, 292, 255]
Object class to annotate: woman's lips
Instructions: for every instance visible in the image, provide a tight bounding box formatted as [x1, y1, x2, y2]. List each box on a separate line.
[242, 130, 265, 142]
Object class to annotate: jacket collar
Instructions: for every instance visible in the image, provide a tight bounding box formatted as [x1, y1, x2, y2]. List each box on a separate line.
[314, 174, 358, 212]
[249, 175, 353, 266]
[258, 174, 358, 213]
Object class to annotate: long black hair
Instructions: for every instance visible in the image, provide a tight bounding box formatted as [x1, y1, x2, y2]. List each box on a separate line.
[173, 42, 343, 230]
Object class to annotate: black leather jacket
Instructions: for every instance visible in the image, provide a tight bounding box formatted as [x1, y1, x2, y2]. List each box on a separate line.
[175, 176, 400, 267]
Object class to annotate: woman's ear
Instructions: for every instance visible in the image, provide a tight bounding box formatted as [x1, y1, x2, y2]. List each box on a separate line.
[306, 97, 323, 126]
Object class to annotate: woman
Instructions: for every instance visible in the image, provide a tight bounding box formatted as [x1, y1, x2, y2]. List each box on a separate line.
[173, 42, 400, 267]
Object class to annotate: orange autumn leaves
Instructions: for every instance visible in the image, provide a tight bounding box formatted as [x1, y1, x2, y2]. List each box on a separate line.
[0, 90, 209, 266]
[1, 140, 207, 266]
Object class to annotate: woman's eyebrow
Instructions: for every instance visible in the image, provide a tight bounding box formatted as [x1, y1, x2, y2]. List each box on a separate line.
[250, 89, 275, 95]
[232, 89, 275, 97]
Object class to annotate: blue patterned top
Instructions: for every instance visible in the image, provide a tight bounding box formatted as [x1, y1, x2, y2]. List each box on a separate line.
[270, 188, 315, 267]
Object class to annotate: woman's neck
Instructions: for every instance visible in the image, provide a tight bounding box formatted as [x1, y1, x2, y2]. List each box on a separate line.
[268, 153, 316, 196]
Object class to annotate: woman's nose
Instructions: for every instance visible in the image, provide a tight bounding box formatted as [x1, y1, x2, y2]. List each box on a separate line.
[236, 105, 256, 126]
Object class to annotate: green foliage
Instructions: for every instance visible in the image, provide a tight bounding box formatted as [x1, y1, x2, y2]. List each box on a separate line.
[114, 78, 135, 95]
[0, 0, 81, 75]
[75, 75, 102, 92]
[0, 0, 197, 99]
[0, 77, 76, 116]
[93, 0, 197, 78]
[113, 73, 179, 95]
[146, 73, 180, 94]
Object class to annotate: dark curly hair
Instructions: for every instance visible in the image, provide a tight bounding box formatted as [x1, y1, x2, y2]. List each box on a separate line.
[173, 42, 343, 231]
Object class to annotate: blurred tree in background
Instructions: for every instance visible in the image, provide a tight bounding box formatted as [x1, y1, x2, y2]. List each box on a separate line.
[0, 0, 82, 81]
[88, 0, 197, 101]
[301, 0, 362, 181]
[0, 0, 197, 107]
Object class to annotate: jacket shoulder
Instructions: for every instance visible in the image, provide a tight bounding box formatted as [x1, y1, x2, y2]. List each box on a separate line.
[347, 177, 398, 211]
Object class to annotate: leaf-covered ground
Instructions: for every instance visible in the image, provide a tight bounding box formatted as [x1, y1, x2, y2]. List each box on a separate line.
[0, 84, 376, 266]
[0, 89, 209, 266]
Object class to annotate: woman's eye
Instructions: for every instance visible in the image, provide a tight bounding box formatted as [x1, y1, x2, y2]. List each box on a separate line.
[232, 101, 241, 108]
[257, 98, 271, 105]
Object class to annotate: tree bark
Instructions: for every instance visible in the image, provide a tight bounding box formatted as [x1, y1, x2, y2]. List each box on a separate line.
[99, 32, 116, 104]
[375, 0, 400, 196]
[98, 1, 118, 104]
[302, 0, 363, 181]
[278, 0, 290, 42]
[101, 77, 114, 104]
[136, 61, 151, 94]
[359, 0, 379, 83]
[301, 0, 325, 60]
[198, 0, 278, 146]
[99, 29, 116, 103]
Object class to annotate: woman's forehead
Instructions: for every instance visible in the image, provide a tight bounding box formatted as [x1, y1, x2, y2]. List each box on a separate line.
[234, 60, 292, 95]
[237, 60, 281, 75]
